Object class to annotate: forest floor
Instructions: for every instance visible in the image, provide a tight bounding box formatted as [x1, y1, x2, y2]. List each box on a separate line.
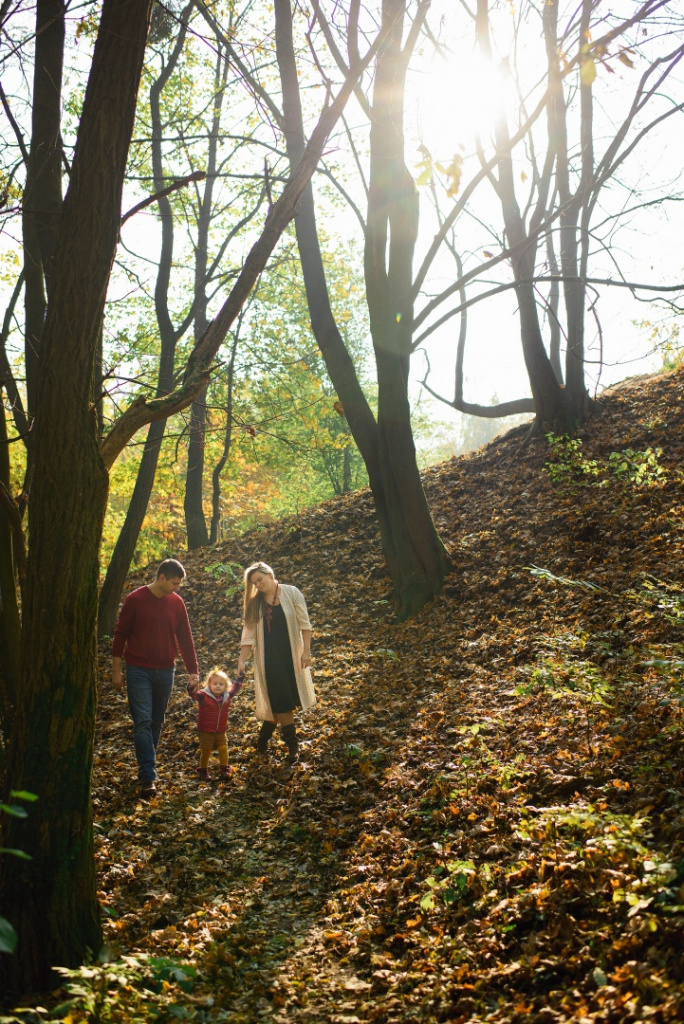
[10, 367, 684, 1024]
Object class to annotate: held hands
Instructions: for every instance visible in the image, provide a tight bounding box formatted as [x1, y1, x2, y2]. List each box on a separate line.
[187, 674, 200, 694]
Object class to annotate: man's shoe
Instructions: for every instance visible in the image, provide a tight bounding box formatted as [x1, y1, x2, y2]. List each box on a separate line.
[197, 767, 210, 781]
[140, 780, 157, 799]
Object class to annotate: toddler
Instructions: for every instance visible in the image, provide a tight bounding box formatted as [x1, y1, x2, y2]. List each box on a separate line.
[189, 668, 243, 780]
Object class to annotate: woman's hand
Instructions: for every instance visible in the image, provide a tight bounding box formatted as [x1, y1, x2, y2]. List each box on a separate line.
[301, 652, 312, 669]
[238, 644, 252, 677]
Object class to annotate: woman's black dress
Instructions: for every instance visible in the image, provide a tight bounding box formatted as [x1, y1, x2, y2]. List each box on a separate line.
[263, 603, 300, 713]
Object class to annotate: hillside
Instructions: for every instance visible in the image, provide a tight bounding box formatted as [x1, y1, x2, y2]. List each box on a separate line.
[44, 369, 684, 1022]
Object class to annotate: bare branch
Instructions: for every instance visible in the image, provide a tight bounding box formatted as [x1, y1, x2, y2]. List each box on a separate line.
[413, 274, 684, 349]
[120, 169, 207, 224]
[0, 79, 28, 163]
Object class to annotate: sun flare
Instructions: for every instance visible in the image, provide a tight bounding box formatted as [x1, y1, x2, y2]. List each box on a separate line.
[410, 49, 508, 158]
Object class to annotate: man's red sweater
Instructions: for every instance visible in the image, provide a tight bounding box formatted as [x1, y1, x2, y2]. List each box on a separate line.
[112, 586, 198, 674]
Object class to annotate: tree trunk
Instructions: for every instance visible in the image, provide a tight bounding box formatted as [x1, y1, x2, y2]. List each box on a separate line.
[0, 0, 151, 994]
[184, 387, 210, 549]
[183, 49, 228, 550]
[0, 393, 21, 732]
[210, 334, 238, 544]
[363, 0, 450, 615]
[97, 418, 166, 636]
[479, 0, 571, 432]
[342, 446, 352, 493]
[544, 0, 589, 426]
[275, 0, 448, 618]
[545, 229, 564, 383]
[563, 0, 594, 421]
[22, 0, 65, 432]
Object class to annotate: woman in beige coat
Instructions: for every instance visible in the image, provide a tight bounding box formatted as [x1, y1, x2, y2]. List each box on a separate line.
[237, 561, 314, 764]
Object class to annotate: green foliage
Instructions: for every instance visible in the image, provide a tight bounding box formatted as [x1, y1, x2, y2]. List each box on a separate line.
[522, 803, 683, 914]
[607, 446, 665, 487]
[527, 565, 606, 593]
[545, 433, 667, 493]
[204, 560, 243, 599]
[52, 952, 199, 1023]
[544, 433, 601, 489]
[421, 859, 476, 910]
[370, 648, 400, 661]
[637, 318, 683, 371]
[525, 655, 612, 707]
[0, 915, 16, 955]
[0, 792, 37, 954]
[637, 576, 684, 625]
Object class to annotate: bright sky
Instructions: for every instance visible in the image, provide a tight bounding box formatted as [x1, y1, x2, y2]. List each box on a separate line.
[399, 0, 684, 424]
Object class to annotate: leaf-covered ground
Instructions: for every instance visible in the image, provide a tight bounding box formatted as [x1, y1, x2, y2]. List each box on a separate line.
[13, 369, 684, 1023]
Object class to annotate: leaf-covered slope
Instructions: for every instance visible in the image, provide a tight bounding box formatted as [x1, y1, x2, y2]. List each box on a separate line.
[90, 367, 684, 1024]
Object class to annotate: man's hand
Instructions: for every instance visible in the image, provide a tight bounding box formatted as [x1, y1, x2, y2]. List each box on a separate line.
[188, 673, 200, 693]
[112, 668, 125, 691]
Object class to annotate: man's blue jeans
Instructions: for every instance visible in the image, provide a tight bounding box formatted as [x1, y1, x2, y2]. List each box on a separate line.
[126, 665, 175, 782]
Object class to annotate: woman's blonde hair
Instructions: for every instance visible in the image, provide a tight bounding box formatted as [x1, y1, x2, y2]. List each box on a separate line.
[243, 561, 275, 627]
[204, 668, 229, 690]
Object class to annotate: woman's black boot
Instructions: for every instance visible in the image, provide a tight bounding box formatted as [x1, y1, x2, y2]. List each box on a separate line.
[281, 723, 299, 765]
[256, 720, 276, 754]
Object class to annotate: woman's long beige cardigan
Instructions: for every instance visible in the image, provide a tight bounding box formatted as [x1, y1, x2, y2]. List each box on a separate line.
[240, 583, 315, 722]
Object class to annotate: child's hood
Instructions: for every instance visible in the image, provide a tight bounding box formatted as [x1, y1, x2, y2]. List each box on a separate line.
[198, 686, 229, 703]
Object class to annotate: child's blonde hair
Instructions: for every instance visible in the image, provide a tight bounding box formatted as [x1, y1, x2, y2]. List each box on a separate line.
[205, 668, 229, 690]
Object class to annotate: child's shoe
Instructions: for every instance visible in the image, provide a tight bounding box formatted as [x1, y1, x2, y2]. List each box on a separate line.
[197, 767, 210, 781]
[219, 765, 231, 779]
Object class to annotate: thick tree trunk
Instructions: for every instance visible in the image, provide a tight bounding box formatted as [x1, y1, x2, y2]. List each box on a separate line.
[275, 0, 447, 618]
[0, 0, 151, 994]
[363, 0, 449, 615]
[22, 0, 65, 430]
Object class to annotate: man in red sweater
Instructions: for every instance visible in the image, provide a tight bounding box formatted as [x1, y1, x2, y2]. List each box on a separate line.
[113, 558, 199, 798]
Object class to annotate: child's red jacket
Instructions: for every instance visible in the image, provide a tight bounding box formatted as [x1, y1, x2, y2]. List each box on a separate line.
[190, 677, 242, 733]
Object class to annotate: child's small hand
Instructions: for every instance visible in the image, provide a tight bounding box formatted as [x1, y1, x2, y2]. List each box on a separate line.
[229, 673, 244, 698]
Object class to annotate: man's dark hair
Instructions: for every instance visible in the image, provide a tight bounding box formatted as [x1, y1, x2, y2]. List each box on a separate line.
[156, 558, 186, 580]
